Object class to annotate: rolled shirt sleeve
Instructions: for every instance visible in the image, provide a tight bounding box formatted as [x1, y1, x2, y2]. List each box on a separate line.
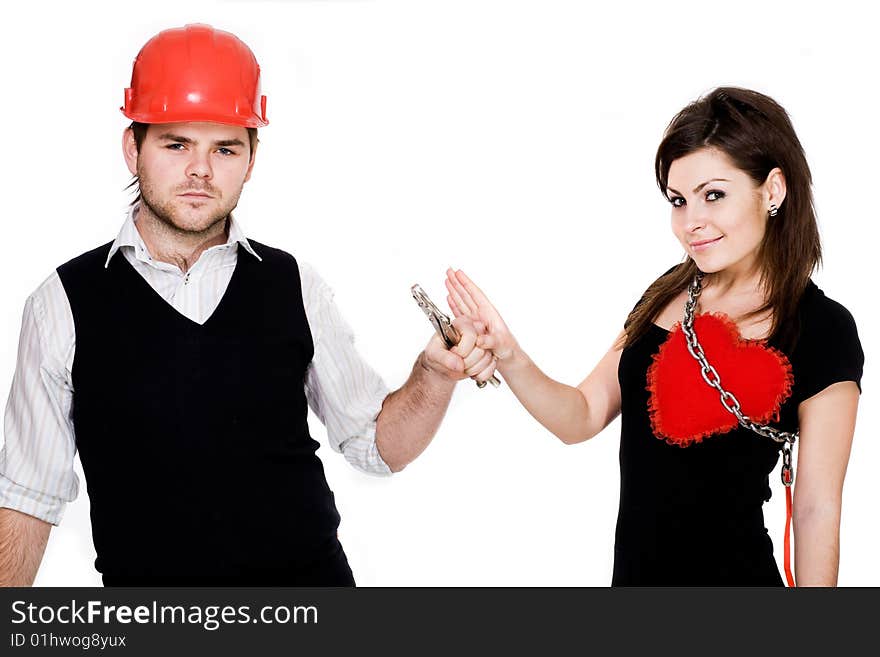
[299, 263, 393, 476]
[1, 274, 80, 525]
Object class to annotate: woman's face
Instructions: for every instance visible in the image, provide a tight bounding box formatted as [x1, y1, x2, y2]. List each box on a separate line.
[665, 147, 771, 278]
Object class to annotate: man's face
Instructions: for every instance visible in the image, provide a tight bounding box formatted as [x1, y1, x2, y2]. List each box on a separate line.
[123, 122, 256, 235]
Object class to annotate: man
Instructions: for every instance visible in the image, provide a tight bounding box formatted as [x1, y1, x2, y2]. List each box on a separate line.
[0, 24, 496, 586]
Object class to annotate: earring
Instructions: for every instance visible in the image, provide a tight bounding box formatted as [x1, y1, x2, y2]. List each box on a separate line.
[768, 203, 778, 217]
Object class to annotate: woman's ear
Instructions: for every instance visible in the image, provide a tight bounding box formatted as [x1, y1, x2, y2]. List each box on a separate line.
[765, 167, 787, 214]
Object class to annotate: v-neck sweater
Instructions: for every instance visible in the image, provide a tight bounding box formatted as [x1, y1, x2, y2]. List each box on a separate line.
[57, 240, 341, 583]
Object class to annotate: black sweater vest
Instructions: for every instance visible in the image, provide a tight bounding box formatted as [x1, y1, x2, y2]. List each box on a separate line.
[57, 240, 341, 583]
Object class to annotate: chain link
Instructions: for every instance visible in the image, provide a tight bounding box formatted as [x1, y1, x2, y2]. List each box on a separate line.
[681, 274, 798, 458]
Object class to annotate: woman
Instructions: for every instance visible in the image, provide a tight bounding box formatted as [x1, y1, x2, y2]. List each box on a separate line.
[446, 87, 863, 586]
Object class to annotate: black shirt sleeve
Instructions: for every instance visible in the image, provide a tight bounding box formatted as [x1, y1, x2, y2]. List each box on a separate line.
[791, 284, 864, 402]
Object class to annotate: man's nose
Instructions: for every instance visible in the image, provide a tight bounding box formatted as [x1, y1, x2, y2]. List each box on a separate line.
[185, 150, 213, 179]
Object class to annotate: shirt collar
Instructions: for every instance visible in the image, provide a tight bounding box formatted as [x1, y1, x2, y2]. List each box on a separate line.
[104, 203, 262, 268]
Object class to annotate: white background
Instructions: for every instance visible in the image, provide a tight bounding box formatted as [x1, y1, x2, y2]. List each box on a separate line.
[0, 0, 876, 586]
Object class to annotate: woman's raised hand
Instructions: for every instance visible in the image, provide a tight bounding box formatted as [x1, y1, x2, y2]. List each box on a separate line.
[445, 269, 518, 364]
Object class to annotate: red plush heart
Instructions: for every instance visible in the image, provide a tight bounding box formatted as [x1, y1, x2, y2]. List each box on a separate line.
[646, 313, 793, 446]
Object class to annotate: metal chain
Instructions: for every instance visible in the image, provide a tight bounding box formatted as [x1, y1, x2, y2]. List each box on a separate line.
[682, 273, 796, 486]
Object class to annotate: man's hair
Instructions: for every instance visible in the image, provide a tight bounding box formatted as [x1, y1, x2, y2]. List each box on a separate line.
[125, 121, 259, 206]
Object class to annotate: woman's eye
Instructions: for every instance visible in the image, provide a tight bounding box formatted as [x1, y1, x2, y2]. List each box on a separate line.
[669, 196, 685, 208]
[706, 190, 725, 202]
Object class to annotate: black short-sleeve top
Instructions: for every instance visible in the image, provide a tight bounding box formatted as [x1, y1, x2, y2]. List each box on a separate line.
[613, 277, 863, 586]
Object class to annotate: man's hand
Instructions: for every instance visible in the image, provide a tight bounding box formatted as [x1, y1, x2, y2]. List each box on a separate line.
[421, 316, 498, 385]
[375, 317, 498, 472]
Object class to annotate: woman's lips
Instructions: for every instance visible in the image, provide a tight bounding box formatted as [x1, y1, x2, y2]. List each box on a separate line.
[690, 236, 723, 251]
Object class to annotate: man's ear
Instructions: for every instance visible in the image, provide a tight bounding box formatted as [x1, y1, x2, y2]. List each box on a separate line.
[122, 127, 139, 176]
[244, 140, 258, 183]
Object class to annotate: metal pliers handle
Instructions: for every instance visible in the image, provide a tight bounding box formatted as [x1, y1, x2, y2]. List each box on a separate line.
[411, 284, 501, 389]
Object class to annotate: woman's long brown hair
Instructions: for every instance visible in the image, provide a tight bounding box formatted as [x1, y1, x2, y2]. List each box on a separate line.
[622, 87, 821, 353]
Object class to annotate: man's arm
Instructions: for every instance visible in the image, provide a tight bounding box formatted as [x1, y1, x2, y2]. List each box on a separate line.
[0, 276, 81, 586]
[0, 508, 51, 586]
[375, 318, 492, 472]
[299, 264, 492, 474]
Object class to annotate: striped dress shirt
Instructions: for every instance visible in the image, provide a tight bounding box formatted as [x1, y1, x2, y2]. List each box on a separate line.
[0, 205, 392, 526]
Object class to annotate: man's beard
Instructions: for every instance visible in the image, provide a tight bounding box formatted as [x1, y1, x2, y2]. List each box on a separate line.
[138, 176, 242, 239]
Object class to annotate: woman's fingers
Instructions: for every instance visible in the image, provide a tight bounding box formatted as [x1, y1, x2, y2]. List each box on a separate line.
[475, 334, 512, 361]
[447, 268, 480, 316]
[454, 269, 492, 309]
[471, 358, 498, 384]
[475, 333, 497, 350]
[445, 275, 476, 319]
[447, 294, 464, 318]
[464, 348, 493, 376]
[447, 269, 515, 362]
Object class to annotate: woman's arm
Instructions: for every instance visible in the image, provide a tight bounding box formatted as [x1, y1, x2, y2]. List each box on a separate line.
[792, 380, 860, 586]
[445, 269, 623, 444]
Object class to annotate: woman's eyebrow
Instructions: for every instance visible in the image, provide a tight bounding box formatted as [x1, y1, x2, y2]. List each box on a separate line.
[667, 178, 731, 196]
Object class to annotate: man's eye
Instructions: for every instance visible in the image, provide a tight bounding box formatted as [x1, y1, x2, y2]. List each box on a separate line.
[218, 148, 235, 156]
[166, 143, 185, 150]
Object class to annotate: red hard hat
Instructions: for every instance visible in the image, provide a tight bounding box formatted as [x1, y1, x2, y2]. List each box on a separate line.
[121, 24, 268, 127]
